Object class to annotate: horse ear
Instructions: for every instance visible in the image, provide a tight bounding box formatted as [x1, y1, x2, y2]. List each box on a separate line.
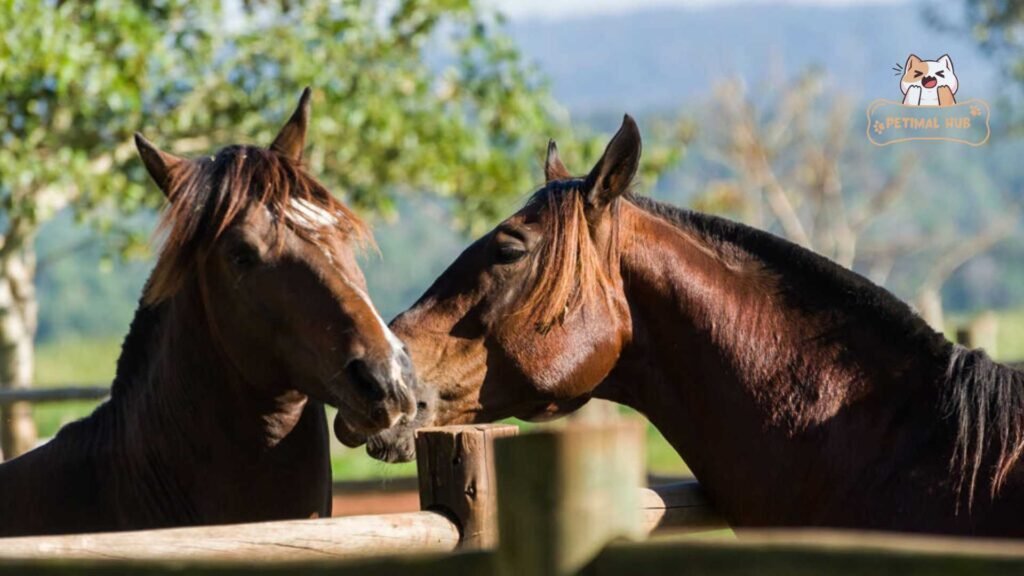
[134, 133, 184, 195]
[270, 87, 312, 161]
[545, 140, 571, 182]
[584, 114, 641, 208]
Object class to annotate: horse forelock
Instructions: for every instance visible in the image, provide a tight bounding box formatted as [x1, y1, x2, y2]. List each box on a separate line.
[144, 145, 370, 303]
[513, 180, 621, 333]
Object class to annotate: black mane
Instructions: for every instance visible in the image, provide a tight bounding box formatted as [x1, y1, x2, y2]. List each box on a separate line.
[52, 298, 164, 448]
[627, 194, 941, 346]
[109, 298, 164, 399]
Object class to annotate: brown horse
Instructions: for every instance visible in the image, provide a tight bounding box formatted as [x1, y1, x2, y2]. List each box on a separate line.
[0, 89, 416, 537]
[371, 116, 1024, 537]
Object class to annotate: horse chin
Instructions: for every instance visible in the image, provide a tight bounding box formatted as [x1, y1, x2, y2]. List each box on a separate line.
[366, 428, 416, 463]
[333, 411, 369, 448]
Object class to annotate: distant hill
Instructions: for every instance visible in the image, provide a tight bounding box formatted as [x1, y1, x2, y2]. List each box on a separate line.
[508, 3, 1002, 114]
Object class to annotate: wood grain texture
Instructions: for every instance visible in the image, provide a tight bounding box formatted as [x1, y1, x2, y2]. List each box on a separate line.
[0, 512, 459, 562]
[415, 423, 519, 549]
[641, 481, 727, 534]
[495, 422, 646, 576]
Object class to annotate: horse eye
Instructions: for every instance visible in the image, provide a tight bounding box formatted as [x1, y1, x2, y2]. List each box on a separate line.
[229, 245, 260, 269]
[495, 243, 527, 264]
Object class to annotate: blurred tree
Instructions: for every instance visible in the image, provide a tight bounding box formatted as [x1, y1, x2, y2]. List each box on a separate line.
[699, 74, 1016, 330]
[0, 1, 217, 458]
[935, 1, 1024, 80]
[0, 0, 687, 458]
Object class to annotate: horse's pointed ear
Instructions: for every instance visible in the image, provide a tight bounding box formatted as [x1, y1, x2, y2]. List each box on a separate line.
[545, 139, 571, 182]
[134, 133, 184, 195]
[270, 86, 312, 161]
[584, 114, 641, 209]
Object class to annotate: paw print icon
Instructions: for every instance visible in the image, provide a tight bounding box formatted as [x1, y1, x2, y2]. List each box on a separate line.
[970, 105, 981, 117]
[873, 120, 885, 135]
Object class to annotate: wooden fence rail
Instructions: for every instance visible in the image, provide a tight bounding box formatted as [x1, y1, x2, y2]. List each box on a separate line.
[0, 482, 717, 563]
[0, 512, 461, 562]
[0, 387, 109, 407]
[5, 422, 1024, 575]
[0, 423, 723, 565]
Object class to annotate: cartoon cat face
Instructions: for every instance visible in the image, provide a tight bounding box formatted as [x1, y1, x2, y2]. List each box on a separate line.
[900, 54, 958, 95]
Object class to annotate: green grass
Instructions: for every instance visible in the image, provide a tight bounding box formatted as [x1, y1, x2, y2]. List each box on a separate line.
[995, 308, 1024, 361]
[27, 307, 1024, 480]
[32, 337, 121, 438]
[35, 336, 123, 387]
[945, 309, 1024, 361]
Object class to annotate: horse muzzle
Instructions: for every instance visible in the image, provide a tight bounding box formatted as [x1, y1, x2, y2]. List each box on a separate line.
[331, 353, 417, 447]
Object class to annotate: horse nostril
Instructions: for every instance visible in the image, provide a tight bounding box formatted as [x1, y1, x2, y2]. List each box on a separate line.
[346, 359, 385, 403]
[372, 405, 388, 424]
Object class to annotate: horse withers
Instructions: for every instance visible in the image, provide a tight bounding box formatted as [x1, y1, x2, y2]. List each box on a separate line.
[0, 89, 416, 536]
[368, 116, 1024, 537]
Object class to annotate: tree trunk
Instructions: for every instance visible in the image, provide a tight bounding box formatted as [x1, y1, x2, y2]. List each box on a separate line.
[0, 222, 38, 460]
[916, 287, 944, 333]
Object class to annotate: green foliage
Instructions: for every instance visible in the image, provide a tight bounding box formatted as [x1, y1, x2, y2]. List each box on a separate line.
[938, 1, 1024, 88]
[0, 0, 218, 240]
[4, 0, 687, 247]
[163, 1, 685, 232]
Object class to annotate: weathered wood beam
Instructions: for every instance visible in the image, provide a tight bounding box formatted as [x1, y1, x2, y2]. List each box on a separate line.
[0, 512, 459, 562]
[495, 422, 647, 576]
[416, 423, 519, 549]
[0, 387, 108, 406]
[641, 481, 727, 534]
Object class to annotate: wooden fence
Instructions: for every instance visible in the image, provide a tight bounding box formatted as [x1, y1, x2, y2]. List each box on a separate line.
[4, 422, 1024, 575]
[0, 387, 109, 407]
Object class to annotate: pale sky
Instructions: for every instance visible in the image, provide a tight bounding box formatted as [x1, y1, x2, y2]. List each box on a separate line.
[490, 0, 907, 20]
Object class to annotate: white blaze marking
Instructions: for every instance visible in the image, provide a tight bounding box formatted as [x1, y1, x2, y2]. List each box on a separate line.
[288, 198, 339, 229]
[350, 284, 409, 414]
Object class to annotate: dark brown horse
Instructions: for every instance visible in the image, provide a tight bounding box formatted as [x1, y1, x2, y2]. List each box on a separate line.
[0, 89, 416, 537]
[371, 116, 1024, 537]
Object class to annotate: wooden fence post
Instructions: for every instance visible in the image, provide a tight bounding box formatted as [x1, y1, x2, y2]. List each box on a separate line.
[415, 423, 519, 549]
[494, 422, 645, 576]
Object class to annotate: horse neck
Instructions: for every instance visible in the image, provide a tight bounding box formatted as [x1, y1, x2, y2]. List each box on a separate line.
[599, 202, 951, 526]
[106, 283, 331, 525]
[0, 283, 331, 535]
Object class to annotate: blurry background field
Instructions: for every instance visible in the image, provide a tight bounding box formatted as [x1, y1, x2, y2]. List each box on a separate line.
[7, 0, 1024, 479]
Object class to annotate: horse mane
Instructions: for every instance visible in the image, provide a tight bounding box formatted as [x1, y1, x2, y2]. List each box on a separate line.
[945, 345, 1024, 508]
[109, 298, 164, 399]
[626, 195, 945, 340]
[516, 179, 619, 332]
[525, 185, 939, 345]
[45, 297, 163, 451]
[146, 145, 370, 303]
